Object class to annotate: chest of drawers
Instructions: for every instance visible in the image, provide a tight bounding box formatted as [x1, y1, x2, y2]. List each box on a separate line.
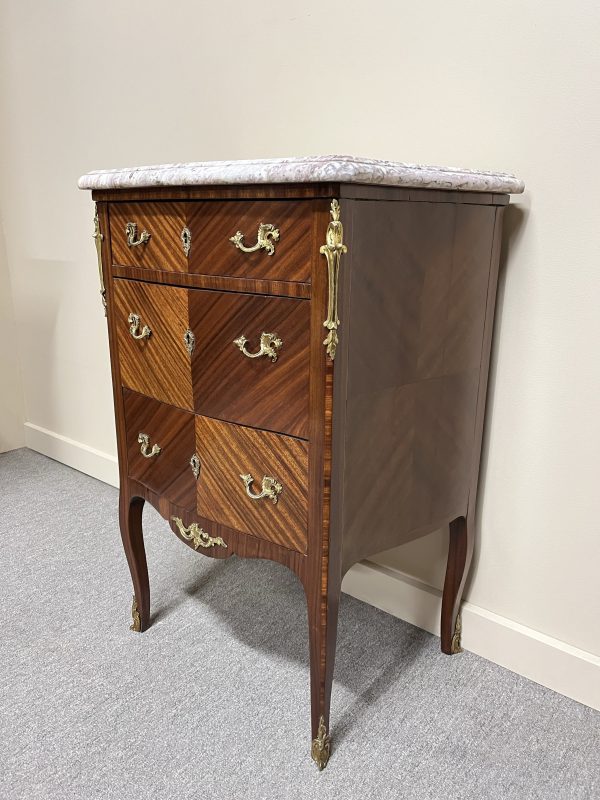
[80, 155, 523, 769]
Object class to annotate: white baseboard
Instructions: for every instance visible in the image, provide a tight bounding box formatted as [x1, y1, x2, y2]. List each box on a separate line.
[343, 560, 600, 712]
[24, 422, 119, 488]
[23, 422, 600, 712]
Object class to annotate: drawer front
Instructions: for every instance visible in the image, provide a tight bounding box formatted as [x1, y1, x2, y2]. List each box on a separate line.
[190, 291, 310, 439]
[196, 416, 309, 553]
[110, 202, 187, 272]
[113, 279, 193, 410]
[124, 390, 196, 510]
[188, 200, 312, 283]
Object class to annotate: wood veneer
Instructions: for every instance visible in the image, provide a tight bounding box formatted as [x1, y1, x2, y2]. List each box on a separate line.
[110, 197, 315, 283]
[92, 179, 509, 770]
[123, 389, 196, 510]
[188, 199, 313, 282]
[196, 415, 309, 553]
[92, 182, 509, 205]
[190, 291, 310, 438]
[110, 201, 187, 272]
[112, 265, 311, 299]
[113, 279, 193, 410]
[336, 200, 498, 570]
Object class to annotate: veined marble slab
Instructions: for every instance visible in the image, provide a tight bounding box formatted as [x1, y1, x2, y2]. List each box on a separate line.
[78, 155, 524, 194]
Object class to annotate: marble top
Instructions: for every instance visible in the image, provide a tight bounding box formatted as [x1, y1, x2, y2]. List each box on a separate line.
[78, 155, 524, 194]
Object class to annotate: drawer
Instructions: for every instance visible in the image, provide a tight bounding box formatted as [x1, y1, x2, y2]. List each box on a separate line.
[187, 200, 313, 283]
[196, 416, 309, 554]
[190, 291, 310, 439]
[123, 390, 196, 510]
[110, 202, 188, 272]
[113, 279, 193, 410]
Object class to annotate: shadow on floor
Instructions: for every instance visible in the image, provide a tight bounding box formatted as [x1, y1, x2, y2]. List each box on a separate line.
[147, 508, 434, 746]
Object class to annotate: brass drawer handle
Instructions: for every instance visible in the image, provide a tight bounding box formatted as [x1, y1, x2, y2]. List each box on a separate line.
[125, 222, 151, 247]
[138, 432, 161, 458]
[240, 473, 283, 504]
[128, 313, 151, 340]
[233, 332, 282, 362]
[229, 223, 280, 256]
[172, 516, 227, 549]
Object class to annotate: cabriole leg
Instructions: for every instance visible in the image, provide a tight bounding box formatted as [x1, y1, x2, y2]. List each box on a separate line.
[441, 515, 474, 654]
[119, 492, 150, 632]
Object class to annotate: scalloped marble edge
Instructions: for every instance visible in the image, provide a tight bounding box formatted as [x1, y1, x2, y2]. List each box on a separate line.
[78, 154, 524, 194]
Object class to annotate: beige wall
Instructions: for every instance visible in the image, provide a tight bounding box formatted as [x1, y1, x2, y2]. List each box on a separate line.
[0, 215, 24, 452]
[1, 0, 598, 668]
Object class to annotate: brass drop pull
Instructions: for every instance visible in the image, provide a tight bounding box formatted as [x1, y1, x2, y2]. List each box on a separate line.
[229, 223, 280, 256]
[240, 473, 283, 504]
[125, 222, 151, 247]
[128, 313, 151, 340]
[138, 432, 161, 458]
[172, 517, 227, 549]
[233, 332, 282, 362]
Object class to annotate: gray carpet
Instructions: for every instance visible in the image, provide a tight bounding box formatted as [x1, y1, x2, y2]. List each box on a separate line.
[1, 448, 598, 800]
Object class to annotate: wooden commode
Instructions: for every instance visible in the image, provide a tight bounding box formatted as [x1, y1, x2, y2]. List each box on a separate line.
[79, 155, 524, 769]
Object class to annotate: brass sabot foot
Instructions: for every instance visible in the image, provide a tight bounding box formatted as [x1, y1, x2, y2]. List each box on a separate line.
[451, 611, 463, 654]
[130, 596, 141, 632]
[311, 716, 331, 770]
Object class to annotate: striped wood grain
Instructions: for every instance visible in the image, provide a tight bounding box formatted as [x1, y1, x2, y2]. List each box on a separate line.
[112, 265, 311, 299]
[303, 199, 340, 744]
[93, 183, 508, 205]
[113, 279, 193, 410]
[123, 389, 196, 510]
[126, 481, 308, 576]
[196, 416, 309, 553]
[188, 200, 313, 282]
[190, 291, 310, 438]
[110, 202, 187, 272]
[338, 200, 498, 568]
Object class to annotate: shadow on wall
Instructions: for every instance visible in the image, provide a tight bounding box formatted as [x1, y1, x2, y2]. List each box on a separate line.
[364, 202, 529, 600]
[466, 202, 528, 596]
